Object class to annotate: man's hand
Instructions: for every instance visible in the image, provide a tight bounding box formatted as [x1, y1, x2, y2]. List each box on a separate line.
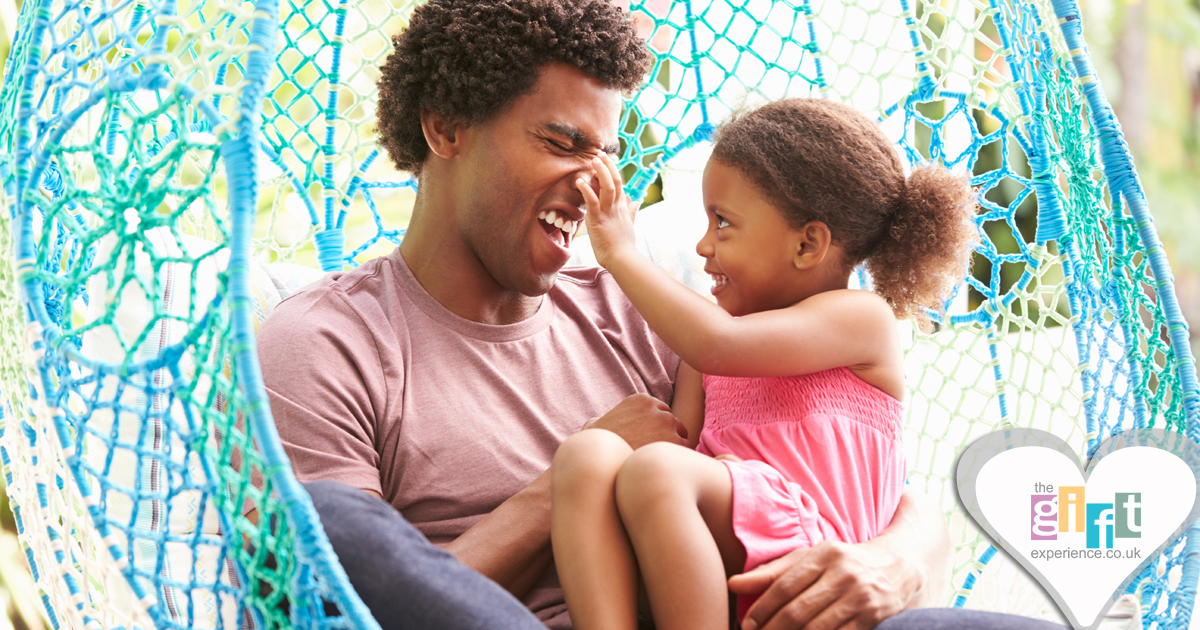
[727, 489, 951, 630]
[585, 393, 688, 449]
[728, 539, 918, 630]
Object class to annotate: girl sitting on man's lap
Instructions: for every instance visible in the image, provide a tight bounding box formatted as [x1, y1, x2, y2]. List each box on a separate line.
[551, 97, 978, 630]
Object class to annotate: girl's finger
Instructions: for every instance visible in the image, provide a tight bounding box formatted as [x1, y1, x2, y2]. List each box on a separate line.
[598, 153, 636, 223]
[576, 178, 600, 217]
[598, 151, 623, 186]
[591, 157, 616, 210]
[598, 153, 628, 213]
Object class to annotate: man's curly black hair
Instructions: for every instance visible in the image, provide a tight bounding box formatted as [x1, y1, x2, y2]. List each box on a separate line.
[376, 0, 652, 174]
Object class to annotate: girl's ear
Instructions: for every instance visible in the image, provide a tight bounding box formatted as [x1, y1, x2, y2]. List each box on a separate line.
[793, 221, 832, 271]
[420, 109, 466, 160]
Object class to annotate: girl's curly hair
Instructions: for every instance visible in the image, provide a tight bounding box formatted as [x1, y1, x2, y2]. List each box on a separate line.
[711, 98, 979, 325]
[376, 0, 651, 174]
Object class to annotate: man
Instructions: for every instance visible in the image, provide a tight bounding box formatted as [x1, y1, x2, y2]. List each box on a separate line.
[257, 1, 1065, 629]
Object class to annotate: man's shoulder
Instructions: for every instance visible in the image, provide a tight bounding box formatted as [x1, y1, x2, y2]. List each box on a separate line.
[258, 253, 407, 357]
[553, 265, 629, 305]
[552, 265, 647, 322]
[552, 265, 662, 337]
[554, 264, 608, 287]
[266, 254, 398, 325]
[553, 264, 680, 389]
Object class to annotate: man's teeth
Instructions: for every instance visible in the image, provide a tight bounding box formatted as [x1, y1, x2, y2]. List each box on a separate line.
[537, 210, 576, 240]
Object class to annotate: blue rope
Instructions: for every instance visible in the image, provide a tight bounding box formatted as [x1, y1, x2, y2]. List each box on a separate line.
[1051, 0, 1200, 438]
[683, 0, 709, 126]
[954, 544, 999, 608]
[222, 0, 383, 624]
[625, 122, 716, 202]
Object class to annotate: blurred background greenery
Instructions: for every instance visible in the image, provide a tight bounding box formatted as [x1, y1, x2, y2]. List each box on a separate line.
[0, 0, 1198, 625]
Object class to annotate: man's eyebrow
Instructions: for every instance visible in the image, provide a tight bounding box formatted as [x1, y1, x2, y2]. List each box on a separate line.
[543, 123, 619, 155]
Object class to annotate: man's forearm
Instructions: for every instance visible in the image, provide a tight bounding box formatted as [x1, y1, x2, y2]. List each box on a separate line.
[881, 488, 953, 608]
[442, 394, 686, 598]
[444, 468, 555, 599]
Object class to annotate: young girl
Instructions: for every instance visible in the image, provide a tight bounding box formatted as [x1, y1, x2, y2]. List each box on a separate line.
[550, 98, 978, 630]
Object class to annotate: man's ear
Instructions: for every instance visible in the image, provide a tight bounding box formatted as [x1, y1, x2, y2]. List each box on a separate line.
[793, 221, 833, 271]
[420, 109, 466, 160]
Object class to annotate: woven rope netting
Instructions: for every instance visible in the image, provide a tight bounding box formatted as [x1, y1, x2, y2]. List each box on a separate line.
[1, 0, 1198, 628]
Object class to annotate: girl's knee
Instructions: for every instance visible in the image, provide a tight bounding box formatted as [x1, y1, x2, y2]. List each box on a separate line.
[552, 429, 632, 495]
[623, 441, 688, 476]
[615, 442, 692, 510]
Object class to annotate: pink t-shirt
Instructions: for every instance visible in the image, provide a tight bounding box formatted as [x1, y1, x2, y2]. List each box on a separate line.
[257, 248, 678, 628]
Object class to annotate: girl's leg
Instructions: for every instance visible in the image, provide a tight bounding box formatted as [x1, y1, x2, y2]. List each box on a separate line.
[552, 429, 639, 630]
[616, 442, 746, 630]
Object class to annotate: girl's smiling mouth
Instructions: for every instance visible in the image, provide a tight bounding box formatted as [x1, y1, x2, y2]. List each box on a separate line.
[709, 272, 729, 296]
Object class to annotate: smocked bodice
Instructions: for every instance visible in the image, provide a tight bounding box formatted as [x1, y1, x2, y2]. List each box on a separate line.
[701, 366, 902, 440]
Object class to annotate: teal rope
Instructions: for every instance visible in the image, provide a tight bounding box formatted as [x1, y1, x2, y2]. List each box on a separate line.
[1051, 0, 1200, 436]
[223, 0, 382, 624]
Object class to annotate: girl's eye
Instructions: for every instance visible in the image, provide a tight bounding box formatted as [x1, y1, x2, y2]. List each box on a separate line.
[715, 215, 730, 229]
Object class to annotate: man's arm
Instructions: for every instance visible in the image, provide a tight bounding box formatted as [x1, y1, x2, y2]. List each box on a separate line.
[728, 488, 952, 630]
[442, 469, 554, 597]
[430, 393, 687, 598]
[363, 469, 556, 597]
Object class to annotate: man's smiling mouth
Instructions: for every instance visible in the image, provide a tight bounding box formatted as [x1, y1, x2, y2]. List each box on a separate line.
[538, 210, 579, 248]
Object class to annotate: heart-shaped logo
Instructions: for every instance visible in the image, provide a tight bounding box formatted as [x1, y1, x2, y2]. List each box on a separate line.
[956, 428, 1200, 629]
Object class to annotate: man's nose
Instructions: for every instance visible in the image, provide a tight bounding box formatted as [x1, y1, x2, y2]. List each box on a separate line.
[575, 163, 600, 194]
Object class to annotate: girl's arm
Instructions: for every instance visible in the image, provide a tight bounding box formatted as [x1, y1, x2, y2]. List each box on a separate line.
[671, 362, 705, 449]
[578, 155, 898, 379]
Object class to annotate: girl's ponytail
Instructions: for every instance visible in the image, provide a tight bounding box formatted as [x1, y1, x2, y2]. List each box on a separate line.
[865, 165, 979, 326]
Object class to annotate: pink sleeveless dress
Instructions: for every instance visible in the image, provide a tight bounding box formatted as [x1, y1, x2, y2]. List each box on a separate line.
[696, 367, 906, 619]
